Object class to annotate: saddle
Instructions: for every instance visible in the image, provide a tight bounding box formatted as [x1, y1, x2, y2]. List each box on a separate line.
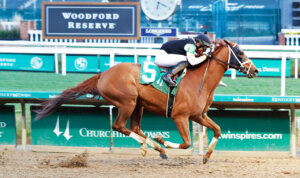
[140, 63, 186, 117]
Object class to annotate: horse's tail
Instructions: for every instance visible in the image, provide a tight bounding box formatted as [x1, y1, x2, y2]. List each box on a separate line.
[35, 73, 101, 120]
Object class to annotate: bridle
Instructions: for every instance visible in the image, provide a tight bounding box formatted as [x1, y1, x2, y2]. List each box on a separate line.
[211, 44, 254, 75]
[199, 42, 254, 93]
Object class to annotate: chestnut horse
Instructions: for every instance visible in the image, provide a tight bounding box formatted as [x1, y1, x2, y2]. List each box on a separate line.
[35, 39, 258, 164]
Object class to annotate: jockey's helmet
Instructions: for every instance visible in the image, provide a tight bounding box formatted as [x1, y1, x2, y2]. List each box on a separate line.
[194, 33, 212, 48]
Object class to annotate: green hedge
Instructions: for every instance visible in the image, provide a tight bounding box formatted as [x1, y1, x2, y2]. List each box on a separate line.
[0, 28, 20, 40]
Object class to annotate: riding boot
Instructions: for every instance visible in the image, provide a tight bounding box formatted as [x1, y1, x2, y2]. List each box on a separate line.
[162, 61, 189, 87]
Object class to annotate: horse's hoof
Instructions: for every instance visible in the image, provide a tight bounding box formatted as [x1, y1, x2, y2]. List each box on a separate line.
[203, 156, 209, 164]
[160, 153, 168, 159]
[141, 143, 147, 157]
[141, 149, 147, 157]
[153, 135, 163, 143]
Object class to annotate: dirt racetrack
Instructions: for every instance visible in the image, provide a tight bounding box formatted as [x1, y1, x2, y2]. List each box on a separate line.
[0, 147, 300, 178]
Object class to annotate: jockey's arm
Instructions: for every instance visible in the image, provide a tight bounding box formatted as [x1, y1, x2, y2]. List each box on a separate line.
[184, 44, 208, 66]
[186, 53, 207, 66]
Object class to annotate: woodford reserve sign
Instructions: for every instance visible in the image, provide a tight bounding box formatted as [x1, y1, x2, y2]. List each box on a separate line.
[42, 2, 140, 40]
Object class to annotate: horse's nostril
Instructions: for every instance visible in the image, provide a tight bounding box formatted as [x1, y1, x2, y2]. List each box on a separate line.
[255, 69, 259, 74]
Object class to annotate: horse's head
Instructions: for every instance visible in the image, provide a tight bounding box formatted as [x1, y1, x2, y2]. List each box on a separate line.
[223, 40, 259, 78]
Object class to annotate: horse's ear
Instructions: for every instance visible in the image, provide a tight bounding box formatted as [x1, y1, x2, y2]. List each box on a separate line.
[214, 38, 225, 47]
[223, 39, 230, 45]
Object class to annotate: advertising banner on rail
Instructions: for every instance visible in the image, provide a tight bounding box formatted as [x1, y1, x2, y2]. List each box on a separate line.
[207, 110, 290, 151]
[225, 59, 290, 77]
[100, 55, 135, 72]
[66, 55, 99, 73]
[42, 2, 140, 39]
[0, 53, 55, 72]
[31, 106, 192, 148]
[0, 106, 16, 145]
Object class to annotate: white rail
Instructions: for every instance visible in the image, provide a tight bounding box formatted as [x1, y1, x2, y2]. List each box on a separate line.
[3, 39, 300, 51]
[0, 40, 161, 49]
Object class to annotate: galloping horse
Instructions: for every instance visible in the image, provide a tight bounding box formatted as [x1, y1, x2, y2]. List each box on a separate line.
[35, 39, 258, 164]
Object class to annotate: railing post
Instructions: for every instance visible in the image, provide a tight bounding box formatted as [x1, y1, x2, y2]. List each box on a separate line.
[21, 100, 27, 151]
[146, 55, 151, 61]
[290, 104, 296, 157]
[61, 53, 66, 76]
[110, 52, 115, 67]
[231, 69, 236, 79]
[134, 47, 138, 64]
[198, 124, 204, 155]
[295, 58, 298, 79]
[109, 106, 114, 153]
[286, 36, 290, 46]
[29, 31, 33, 42]
[55, 53, 59, 74]
[281, 54, 286, 96]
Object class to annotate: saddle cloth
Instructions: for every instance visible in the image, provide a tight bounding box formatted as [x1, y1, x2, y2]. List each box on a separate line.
[139, 61, 185, 95]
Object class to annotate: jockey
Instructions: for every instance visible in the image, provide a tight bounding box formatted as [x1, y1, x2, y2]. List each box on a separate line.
[155, 33, 214, 87]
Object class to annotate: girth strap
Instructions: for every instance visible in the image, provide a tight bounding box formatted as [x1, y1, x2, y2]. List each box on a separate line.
[166, 87, 175, 118]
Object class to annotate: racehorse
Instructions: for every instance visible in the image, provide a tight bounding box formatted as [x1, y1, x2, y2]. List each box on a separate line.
[35, 39, 258, 164]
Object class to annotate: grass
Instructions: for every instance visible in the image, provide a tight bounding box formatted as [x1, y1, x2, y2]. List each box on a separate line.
[1, 71, 300, 96]
[0, 71, 94, 92]
[215, 76, 300, 96]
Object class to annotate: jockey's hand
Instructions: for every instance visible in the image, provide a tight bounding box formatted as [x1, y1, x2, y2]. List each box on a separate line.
[195, 48, 203, 57]
[203, 45, 215, 57]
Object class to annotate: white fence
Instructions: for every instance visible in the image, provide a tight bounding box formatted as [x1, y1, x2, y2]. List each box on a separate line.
[0, 40, 299, 96]
[282, 29, 300, 47]
[28, 30, 158, 44]
[285, 34, 300, 46]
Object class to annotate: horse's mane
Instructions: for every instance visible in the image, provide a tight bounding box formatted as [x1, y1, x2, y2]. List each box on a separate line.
[212, 38, 227, 52]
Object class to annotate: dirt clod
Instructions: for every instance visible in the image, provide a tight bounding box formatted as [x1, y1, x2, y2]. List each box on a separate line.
[56, 151, 88, 168]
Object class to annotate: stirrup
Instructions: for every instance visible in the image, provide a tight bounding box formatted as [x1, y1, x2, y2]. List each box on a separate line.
[162, 74, 177, 87]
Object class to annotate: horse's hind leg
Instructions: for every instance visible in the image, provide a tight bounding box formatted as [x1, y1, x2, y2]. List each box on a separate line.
[130, 102, 167, 158]
[112, 104, 136, 136]
[191, 114, 221, 164]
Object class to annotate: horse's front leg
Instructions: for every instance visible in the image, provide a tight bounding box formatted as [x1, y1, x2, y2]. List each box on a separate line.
[154, 116, 191, 149]
[191, 114, 221, 164]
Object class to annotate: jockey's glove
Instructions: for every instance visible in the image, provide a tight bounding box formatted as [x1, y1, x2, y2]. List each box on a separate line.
[203, 45, 215, 57]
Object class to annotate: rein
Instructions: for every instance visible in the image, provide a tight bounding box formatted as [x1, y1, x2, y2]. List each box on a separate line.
[211, 45, 252, 73]
[199, 58, 211, 93]
[198, 43, 253, 93]
[211, 55, 228, 69]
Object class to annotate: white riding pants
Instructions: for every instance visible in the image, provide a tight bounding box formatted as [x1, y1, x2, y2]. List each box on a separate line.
[155, 50, 187, 67]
